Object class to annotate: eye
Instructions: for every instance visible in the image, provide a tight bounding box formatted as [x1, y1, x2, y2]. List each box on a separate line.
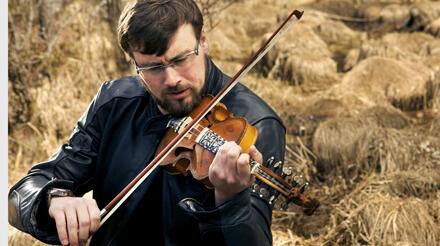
[147, 65, 164, 74]
[172, 56, 188, 66]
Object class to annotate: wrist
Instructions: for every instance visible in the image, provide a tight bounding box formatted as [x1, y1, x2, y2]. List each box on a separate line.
[214, 189, 235, 207]
[47, 188, 74, 206]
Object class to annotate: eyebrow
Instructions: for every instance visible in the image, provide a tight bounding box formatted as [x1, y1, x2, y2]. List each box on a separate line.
[138, 48, 193, 68]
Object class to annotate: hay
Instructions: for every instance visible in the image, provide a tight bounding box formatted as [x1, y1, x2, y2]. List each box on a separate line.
[312, 111, 419, 176]
[282, 98, 346, 138]
[207, 23, 249, 62]
[279, 54, 339, 91]
[339, 56, 433, 111]
[386, 169, 440, 199]
[419, 39, 440, 58]
[312, 116, 371, 175]
[8, 226, 50, 246]
[326, 193, 440, 245]
[426, 17, 440, 37]
[361, 105, 410, 129]
[255, 17, 340, 91]
[381, 32, 435, 57]
[379, 4, 411, 29]
[410, 1, 440, 31]
[343, 32, 435, 71]
[313, 17, 361, 47]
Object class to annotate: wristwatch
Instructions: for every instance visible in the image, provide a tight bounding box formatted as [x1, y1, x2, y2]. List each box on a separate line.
[47, 188, 74, 205]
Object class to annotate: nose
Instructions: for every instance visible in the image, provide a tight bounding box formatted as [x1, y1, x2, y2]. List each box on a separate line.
[163, 66, 181, 87]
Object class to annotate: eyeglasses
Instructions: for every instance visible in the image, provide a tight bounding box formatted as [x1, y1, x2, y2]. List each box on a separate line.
[135, 39, 199, 79]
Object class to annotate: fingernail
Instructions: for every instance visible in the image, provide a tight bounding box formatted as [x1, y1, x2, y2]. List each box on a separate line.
[250, 145, 256, 152]
[62, 240, 69, 245]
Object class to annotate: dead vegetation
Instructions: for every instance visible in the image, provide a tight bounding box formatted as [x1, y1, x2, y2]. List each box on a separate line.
[8, 0, 440, 245]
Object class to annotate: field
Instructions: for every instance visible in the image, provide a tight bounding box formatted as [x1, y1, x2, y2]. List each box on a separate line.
[8, 0, 440, 245]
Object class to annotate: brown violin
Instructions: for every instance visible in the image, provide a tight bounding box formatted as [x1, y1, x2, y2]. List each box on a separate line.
[156, 94, 320, 215]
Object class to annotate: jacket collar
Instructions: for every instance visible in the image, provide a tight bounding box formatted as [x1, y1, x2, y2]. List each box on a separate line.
[202, 55, 227, 97]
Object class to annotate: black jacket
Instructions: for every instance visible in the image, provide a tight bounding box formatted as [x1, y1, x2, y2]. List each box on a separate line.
[8, 56, 286, 245]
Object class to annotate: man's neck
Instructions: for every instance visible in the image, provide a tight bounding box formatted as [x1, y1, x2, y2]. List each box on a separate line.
[158, 105, 168, 115]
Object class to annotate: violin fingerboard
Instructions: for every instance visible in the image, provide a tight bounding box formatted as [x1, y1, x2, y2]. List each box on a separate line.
[195, 128, 226, 154]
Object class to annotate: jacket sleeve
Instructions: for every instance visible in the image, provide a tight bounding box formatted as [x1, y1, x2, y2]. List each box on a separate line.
[8, 88, 106, 245]
[179, 117, 286, 246]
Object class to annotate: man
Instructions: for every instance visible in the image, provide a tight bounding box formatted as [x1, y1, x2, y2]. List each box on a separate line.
[8, 0, 286, 245]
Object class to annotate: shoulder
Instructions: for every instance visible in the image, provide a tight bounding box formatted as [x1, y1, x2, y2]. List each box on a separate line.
[91, 76, 148, 111]
[99, 76, 147, 101]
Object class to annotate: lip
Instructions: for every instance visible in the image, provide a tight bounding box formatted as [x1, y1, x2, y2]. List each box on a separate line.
[166, 88, 190, 100]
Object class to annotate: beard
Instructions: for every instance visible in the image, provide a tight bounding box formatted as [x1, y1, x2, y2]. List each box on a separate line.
[150, 82, 207, 118]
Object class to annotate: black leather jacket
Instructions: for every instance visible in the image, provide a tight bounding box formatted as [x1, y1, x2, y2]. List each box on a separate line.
[8, 56, 286, 245]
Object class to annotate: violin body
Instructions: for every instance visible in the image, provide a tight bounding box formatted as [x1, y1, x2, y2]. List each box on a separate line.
[156, 94, 258, 187]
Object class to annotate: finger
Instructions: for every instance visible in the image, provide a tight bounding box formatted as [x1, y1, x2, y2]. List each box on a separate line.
[215, 141, 233, 164]
[65, 208, 79, 246]
[249, 145, 263, 164]
[87, 199, 101, 235]
[212, 141, 237, 174]
[50, 208, 69, 246]
[76, 201, 90, 245]
[236, 153, 250, 177]
[225, 142, 241, 165]
[249, 173, 256, 184]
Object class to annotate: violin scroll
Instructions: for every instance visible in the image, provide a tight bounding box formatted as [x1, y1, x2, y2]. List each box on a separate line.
[251, 157, 320, 216]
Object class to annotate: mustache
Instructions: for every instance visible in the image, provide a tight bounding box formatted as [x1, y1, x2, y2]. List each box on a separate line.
[163, 85, 189, 93]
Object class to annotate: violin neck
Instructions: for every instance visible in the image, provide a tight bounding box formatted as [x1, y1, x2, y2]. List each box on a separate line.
[192, 124, 299, 199]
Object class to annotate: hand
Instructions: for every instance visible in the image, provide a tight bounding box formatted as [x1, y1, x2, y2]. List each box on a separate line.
[209, 142, 262, 206]
[48, 197, 100, 246]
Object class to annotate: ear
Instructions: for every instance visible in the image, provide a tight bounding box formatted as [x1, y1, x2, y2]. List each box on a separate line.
[200, 29, 209, 54]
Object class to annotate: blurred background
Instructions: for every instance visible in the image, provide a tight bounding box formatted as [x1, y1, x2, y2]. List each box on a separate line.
[8, 0, 440, 245]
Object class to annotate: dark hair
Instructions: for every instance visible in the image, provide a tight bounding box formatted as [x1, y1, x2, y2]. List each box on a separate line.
[118, 0, 203, 57]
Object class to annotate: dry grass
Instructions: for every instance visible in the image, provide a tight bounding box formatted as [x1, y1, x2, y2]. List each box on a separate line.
[326, 192, 440, 245]
[8, 0, 440, 245]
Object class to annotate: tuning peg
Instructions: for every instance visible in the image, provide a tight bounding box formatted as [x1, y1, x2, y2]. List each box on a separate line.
[281, 166, 293, 178]
[268, 195, 276, 205]
[293, 175, 303, 184]
[300, 183, 309, 193]
[252, 183, 260, 193]
[272, 161, 282, 172]
[291, 179, 298, 187]
[266, 156, 275, 165]
[259, 187, 269, 198]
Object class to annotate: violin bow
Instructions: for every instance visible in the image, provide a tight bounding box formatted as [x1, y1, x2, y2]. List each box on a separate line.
[98, 9, 304, 228]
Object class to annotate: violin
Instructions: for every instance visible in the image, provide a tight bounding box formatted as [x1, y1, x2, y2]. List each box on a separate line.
[98, 9, 316, 228]
[156, 94, 320, 215]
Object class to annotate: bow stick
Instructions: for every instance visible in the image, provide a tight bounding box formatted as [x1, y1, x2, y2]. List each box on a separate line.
[98, 9, 304, 228]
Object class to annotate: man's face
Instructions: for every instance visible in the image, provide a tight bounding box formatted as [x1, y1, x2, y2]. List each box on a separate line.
[132, 24, 209, 117]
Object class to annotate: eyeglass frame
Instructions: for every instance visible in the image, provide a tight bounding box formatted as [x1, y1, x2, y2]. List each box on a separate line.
[134, 39, 200, 78]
